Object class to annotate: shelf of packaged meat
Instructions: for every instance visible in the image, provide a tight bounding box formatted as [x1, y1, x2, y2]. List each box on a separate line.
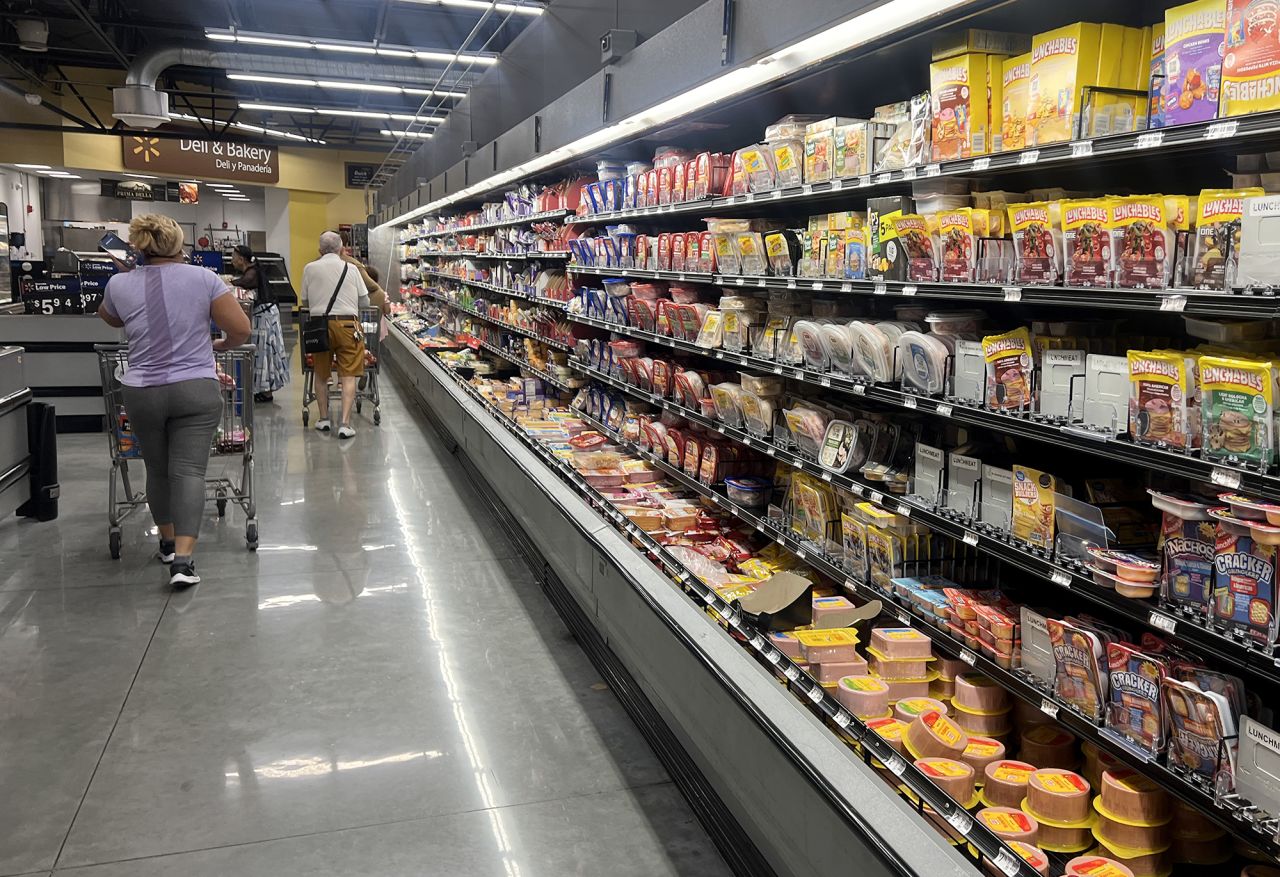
[415, 250, 571, 261]
[419, 288, 573, 352]
[401, 208, 571, 241]
[382, 322, 1028, 877]
[418, 268, 571, 310]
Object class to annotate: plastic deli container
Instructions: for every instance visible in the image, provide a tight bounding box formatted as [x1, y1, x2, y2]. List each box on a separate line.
[725, 476, 772, 509]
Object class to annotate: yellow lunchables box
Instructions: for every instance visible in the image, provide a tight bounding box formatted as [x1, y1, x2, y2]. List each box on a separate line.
[1028, 23, 1103, 146]
[930, 53, 991, 160]
[1001, 53, 1032, 151]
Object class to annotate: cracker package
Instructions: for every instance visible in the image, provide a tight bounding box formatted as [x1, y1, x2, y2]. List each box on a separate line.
[1223, 0, 1280, 117]
[1193, 188, 1263, 289]
[938, 208, 979, 282]
[1062, 198, 1114, 288]
[1009, 201, 1062, 285]
[1163, 0, 1226, 126]
[1111, 196, 1174, 289]
[1012, 464, 1056, 550]
[1213, 514, 1279, 645]
[1028, 23, 1103, 145]
[1149, 23, 1167, 129]
[1127, 350, 1197, 449]
[1000, 53, 1031, 151]
[983, 327, 1034, 411]
[1106, 642, 1167, 757]
[1047, 617, 1106, 721]
[1200, 354, 1275, 466]
[930, 52, 990, 160]
[1162, 677, 1234, 781]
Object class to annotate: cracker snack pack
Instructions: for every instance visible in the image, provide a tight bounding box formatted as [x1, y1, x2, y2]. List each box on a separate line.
[1106, 642, 1167, 757]
[1222, 0, 1280, 117]
[1192, 187, 1262, 289]
[1200, 354, 1275, 466]
[930, 53, 990, 160]
[982, 327, 1035, 411]
[1047, 618, 1106, 720]
[1212, 512, 1279, 645]
[1028, 23, 1102, 146]
[1163, 0, 1226, 126]
[1012, 464, 1057, 550]
[1009, 201, 1062, 285]
[1062, 198, 1114, 288]
[1001, 53, 1031, 151]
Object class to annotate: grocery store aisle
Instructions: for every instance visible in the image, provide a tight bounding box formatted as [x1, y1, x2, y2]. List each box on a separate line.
[0, 347, 732, 877]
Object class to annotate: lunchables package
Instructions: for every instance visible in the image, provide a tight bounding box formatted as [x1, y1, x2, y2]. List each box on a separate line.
[930, 53, 990, 160]
[1009, 201, 1062, 285]
[1164, 0, 1226, 126]
[1062, 198, 1114, 288]
[937, 208, 979, 282]
[1127, 350, 1199, 449]
[1027, 23, 1102, 146]
[1163, 677, 1235, 783]
[1012, 464, 1056, 550]
[1222, 0, 1280, 118]
[1149, 23, 1167, 129]
[878, 213, 938, 283]
[982, 327, 1035, 411]
[1111, 196, 1175, 289]
[1193, 187, 1263, 289]
[1000, 53, 1031, 152]
[1200, 354, 1275, 467]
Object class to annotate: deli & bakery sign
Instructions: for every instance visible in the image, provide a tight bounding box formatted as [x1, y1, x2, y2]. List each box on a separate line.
[121, 136, 279, 184]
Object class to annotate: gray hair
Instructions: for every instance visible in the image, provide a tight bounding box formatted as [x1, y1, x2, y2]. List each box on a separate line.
[318, 231, 344, 255]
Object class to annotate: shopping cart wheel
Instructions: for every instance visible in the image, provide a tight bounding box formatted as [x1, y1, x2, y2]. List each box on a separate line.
[374, 409, 382, 426]
[216, 489, 227, 517]
[302, 409, 310, 427]
[246, 520, 258, 550]
[356, 400, 363, 414]
[109, 529, 121, 560]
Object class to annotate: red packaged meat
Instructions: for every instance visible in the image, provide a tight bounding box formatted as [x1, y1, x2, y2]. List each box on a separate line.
[670, 233, 687, 272]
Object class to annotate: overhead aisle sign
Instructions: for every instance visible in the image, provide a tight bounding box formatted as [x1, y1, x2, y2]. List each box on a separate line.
[121, 136, 279, 184]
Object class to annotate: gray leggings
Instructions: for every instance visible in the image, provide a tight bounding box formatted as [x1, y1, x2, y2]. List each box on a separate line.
[122, 379, 223, 538]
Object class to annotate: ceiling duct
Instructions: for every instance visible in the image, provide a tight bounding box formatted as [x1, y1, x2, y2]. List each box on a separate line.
[114, 41, 460, 129]
[14, 17, 49, 52]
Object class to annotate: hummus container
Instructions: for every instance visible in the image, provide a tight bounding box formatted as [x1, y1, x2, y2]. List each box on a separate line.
[897, 331, 953, 396]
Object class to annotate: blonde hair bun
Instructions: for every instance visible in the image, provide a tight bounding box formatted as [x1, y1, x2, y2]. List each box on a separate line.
[129, 213, 184, 258]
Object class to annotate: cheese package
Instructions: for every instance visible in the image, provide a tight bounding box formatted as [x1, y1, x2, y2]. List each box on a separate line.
[930, 52, 990, 160]
[1199, 354, 1275, 466]
[1028, 23, 1103, 146]
[1105, 643, 1167, 757]
[841, 511, 869, 582]
[1163, 0, 1226, 126]
[1010, 201, 1063, 285]
[937, 208, 979, 282]
[1192, 187, 1262, 289]
[1149, 24, 1167, 129]
[1223, 0, 1280, 117]
[982, 327, 1034, 411]
[1111, 197, 1173, 289]
[1127, 350, 1196, 449]
[1048, 618, 1107, 721]
[1062, 198, 1114, 288]
[1001, 53, 1031, 151]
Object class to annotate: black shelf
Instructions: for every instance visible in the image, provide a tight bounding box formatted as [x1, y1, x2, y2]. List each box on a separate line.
[421, 289, 573, 352]
[404, 208, 571, 240]
[566, 265, 1280, 319]
[417, 250, 571, 261]
[472, 339, 576, 392]
[419, 268, 570, 310]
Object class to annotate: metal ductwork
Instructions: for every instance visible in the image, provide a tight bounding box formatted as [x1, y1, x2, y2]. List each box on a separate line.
[113, 41, 457, 129]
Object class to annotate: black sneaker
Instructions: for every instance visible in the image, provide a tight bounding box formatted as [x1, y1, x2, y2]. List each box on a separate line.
[169, 562, 201, 587]
[158, 541, 176, 564]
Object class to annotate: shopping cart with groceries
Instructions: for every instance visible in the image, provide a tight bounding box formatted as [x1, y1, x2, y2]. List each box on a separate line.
[96, 343, 258, 559]
[299, 306, 382, 427]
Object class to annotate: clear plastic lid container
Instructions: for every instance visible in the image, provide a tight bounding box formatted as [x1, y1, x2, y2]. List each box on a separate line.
[850, 321, 892, 382]
[896, 331, 953, 395]
[740, 390, 776, 437]
[725, 476, 772, 508]
[823, 324, 858, 376]
[711, 383, 746, 428]
[925, 310, 987, 336]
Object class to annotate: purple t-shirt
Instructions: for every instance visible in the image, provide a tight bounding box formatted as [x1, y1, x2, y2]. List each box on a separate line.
[102, 262, 229, 387]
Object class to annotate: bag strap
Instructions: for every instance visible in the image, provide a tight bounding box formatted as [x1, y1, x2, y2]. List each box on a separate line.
[322, 264, 350, 317]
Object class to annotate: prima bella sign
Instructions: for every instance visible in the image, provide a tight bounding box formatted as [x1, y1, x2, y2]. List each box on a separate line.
[121, 136, 280, 184]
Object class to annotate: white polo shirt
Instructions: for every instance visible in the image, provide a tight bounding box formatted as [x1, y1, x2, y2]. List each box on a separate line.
[300, 252, 369, 317]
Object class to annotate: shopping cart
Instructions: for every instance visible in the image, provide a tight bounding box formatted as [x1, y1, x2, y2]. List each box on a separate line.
[299, 306, 382, 427]
[97, 344, 259, 559]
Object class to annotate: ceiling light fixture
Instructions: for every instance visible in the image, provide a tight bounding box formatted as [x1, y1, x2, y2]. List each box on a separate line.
[400, 0, 544, 16]
[379, 0, 968, 225]
[205, 28, 498, 65]
[206, 182, 236, 188]
[123, 173, 158, 179]
[240, 102, 444, 124]
[14, 163, 50, 169]
[226, 73, 465, 99]
[380, 129, 433, 138]
[168, 111, 325, 144]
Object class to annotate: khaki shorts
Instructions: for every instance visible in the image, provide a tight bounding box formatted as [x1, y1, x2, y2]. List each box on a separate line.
[313, 317, 365, 379]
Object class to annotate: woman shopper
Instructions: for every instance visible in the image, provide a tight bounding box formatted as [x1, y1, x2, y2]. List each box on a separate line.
[231, 245, 289, 403]
[97, 214, 251, 587]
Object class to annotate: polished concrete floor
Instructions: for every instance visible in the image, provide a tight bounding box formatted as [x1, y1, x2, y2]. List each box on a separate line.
[0, 348, 732, 876]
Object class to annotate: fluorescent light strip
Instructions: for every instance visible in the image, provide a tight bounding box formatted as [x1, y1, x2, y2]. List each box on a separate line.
[379, 0, 967, 223]
[227, 73, 465, 99]
[205, 28, 497, 65]
[400, 0, 543, 16]
[380, 129, 433, 139]
[168, 111, 326, 144]
[15, 163, 50, 169]
[240, 102, 444, 124]
[206, 182, 236, 188]
[123, 173, 158, 179]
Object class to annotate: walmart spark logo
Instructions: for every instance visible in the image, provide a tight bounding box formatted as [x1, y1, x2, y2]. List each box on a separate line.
[131, 137, 160, 163]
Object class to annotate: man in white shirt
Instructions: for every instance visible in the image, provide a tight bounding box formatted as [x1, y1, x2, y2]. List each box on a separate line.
[301, 231, 370, 438]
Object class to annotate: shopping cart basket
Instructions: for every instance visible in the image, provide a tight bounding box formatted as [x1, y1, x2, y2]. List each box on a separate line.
[97, 344, 259, 559]
[299, 306, 382, 427]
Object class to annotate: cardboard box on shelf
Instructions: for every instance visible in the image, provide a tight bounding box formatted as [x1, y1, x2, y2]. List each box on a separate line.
[930, 52, 991, 160]
[1222, 0, 1280, 117]
[1028, 23, 1103, 146]
[1001, 53, 1031, 151]
[933, 28, 1031, 61]
[1163, 0, 1226, 126]
[988, 54, 1006, 152]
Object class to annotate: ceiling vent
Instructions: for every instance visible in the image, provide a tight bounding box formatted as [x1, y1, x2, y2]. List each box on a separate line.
[14, 17, 49, 52]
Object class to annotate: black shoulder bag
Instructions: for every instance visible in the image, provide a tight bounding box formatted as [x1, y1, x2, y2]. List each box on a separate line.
[302, 264, 349, 354]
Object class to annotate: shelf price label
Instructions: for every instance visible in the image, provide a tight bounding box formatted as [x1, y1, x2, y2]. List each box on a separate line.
[1051, 570, 1072, 588]
[1136, 131, 1163, 150]
[840, 282, 853, 292]
[902, 166, 917, 180]
[765, 649, 781, 665]
[963, 530, 979, 546]
[852, 384, 866, 395]
[819, 376, 832, 387]
[972, 157, 991, 171]
[937, 403, 953, 417]
[821, 471, 833, 482]
[1206, 120, 1239, 140]
[806, 685, 824, 704]
[993, 849, 1023, 877]
[1039, 698, 1059, 718]
[924, 163, 942, 177]
[902, 285, 918, 296]
[1148, 611, 1177, 635]
[831, 179, 844, 190]
[812, 281, 824, 291]
[858, 175, 871, 188]
[895, 503, 912, 518]
[802, 184, 813, 195]
[883, 753, 907, 775]
[1002, 286, 1022, 302]
[869, 491, 884, 504]
[873, 283, 888, 295]
[959, 648, 977, 665]
[876, 172, 892, 184]
[783, 664, 800, 682]
[1019, 150, 1040, 165]
[771, 190, 784, 200]
[833, 712, 852, 728]
[902, 395, 917, 410]
[1159, 294, 1187, 312]
[1071, 140, 1094, 158]
[1211, 466, 1243, 489]
[786, 279, 797, 289]
[944, 809, 974, 834]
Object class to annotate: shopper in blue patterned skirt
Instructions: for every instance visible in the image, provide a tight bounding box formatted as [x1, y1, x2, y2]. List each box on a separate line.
[231, 246, 289, 403]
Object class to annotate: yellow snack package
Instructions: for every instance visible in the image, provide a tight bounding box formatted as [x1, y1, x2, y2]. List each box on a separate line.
[1012, 465, 1057, 549]
[982, 327, 1035, 411]
[1192, 188, 1264, 289]
[1001, 53, 1031, 151]
[1061, 198, 1114, 288]
[1200, 355, 1276, 466]
[1110, 196, 1173, 289]
[930, 52, 991, 160]
[1028, 23, 1103, 146]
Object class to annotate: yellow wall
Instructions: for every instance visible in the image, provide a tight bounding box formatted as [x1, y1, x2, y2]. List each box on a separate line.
[288, 190, 332, 302]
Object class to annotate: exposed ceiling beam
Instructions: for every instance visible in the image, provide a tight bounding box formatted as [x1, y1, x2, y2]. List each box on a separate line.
[61, 0, 132, 68]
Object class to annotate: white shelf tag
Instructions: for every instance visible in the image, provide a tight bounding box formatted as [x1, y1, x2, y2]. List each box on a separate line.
[1149, 611, 1177, 635]
[1211, 466, 1243, 489]
[873, 282, 888, 295]
[971, 157, 991, 171]
[937, 403, 954, 418]
[902, 285, 917, 296]
[945, 809, 973, 834]
[960, 648, 977, 665]
[925, 163, 942, 177]
[994, 849, 1022, 877]
[902, 166, 917, 180]
[895, 503, 912, 518]
[773, 366, 784, 374]
[749, 635, 765, 650]
[1071, 140, 1094, 158]
[1159, 294, 1187, 312]
[820, 376, 832, 387]
[812, 281, 824, 291]
[1002, 286, 1022, 302]
[678, 273, 687, 281]
[858, 175, 871, 188]
[783, 664, 800, 682]
[840, 282, 853, 292]
[806, 685, 823, 703]
[802, 184, 813, 195]
[1051, 570, 1072, 587]
[1019, 149, 1040, 165]
[766, 649, 781, 664]
[831, 178, 844, 190]
[1136, 131, 1163, 149]
[869, 491, 884, 504]
[821, 471, 833, 482]
[766, 446, 777, 456]
[834, 712, 852, 728]
[786, 279, 797, 289]
[902, 395, 917, 410]
[884, 753, 907, 775]
[852, 384, 866, 395]
[876, 172, 892, 185]
[735, 277, 745, 286]
[725, 196, 736, 205]
[771, 190, 784, 200]
[1040, 698, 1059, 718]
[963, 530, 979, 546]
[1206, 120, 1239, 140]
[796, 549, 808, 560]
